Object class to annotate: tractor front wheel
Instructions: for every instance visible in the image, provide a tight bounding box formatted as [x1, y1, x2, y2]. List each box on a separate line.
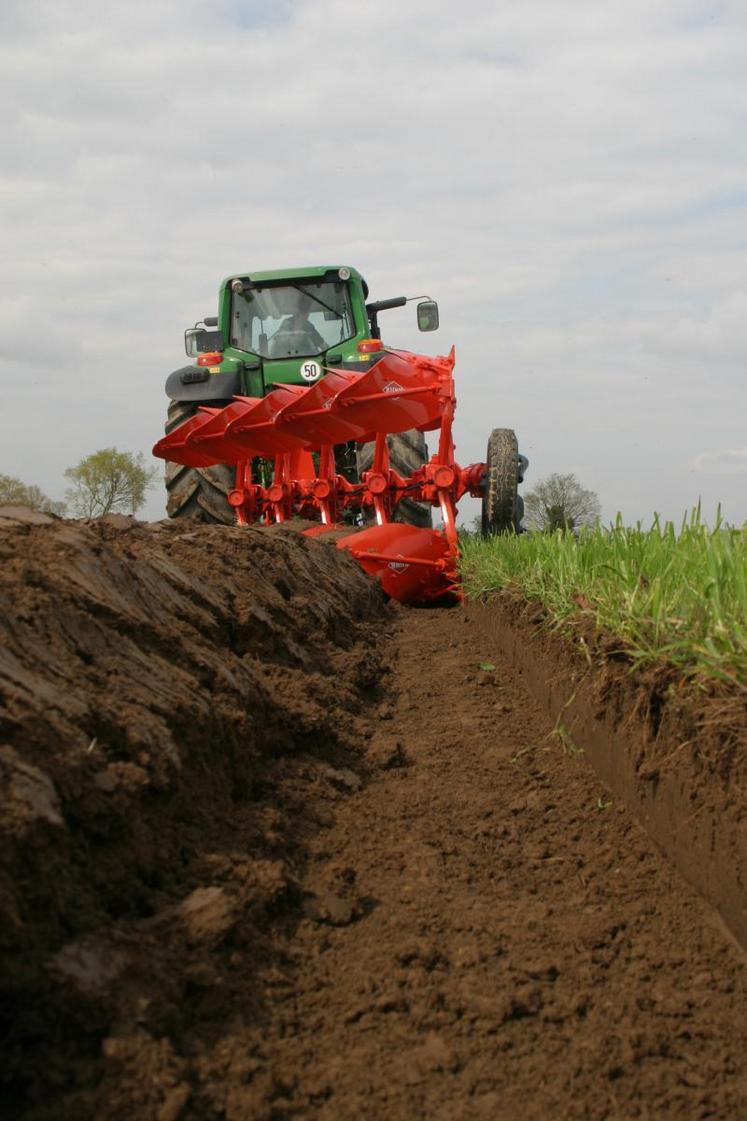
[164, 400, 236, 524]
[481, 428, 522, 534]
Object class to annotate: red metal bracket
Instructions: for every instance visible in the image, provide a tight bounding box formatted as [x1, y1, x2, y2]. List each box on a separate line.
[153, 347, 487, 604]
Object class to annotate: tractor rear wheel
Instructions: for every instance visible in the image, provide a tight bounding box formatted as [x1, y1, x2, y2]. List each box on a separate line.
[356, 429, 432, 529]
[164, 400, 236, 524]
[481, 428, 521, 534]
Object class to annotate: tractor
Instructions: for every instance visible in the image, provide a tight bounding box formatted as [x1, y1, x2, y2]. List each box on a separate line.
[155, 265, 527, 603]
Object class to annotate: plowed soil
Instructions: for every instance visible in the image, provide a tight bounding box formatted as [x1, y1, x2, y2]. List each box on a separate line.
[1, 510, 746, 1121]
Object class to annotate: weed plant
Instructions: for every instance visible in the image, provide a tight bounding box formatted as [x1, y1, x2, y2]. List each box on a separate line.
[459, 509, 747, 688]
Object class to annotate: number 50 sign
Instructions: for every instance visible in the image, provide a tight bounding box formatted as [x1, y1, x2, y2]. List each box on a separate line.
[300, 360, 322, 381]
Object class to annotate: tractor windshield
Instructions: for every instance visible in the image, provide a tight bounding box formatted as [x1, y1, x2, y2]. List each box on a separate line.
[230, 280, 355, 359]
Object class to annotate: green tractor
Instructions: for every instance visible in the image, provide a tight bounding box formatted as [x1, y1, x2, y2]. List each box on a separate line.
[163, 265, 440, 527]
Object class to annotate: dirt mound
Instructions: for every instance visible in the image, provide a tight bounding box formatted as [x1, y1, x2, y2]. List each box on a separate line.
[2, 508, 747, 1120]
[0, 509, 384, 1119]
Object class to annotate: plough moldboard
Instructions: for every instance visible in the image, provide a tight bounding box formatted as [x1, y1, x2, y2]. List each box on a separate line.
[153, 348, 488, 604]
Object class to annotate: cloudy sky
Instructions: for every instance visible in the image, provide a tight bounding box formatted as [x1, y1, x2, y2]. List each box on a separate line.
[1, 0, 745, 525]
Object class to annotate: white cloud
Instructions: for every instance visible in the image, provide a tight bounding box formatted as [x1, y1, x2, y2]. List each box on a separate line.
[0, 0, 746, 525]
[692, 447, 747, 474]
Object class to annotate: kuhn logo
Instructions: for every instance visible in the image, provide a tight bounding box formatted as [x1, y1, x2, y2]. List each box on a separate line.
[382, 381, 404, 393]
[387, 561, 409, 571]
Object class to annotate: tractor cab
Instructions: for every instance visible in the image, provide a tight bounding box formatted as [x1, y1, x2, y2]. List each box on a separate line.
[229, 275, 356, 360]
[176, 266, 439, 403]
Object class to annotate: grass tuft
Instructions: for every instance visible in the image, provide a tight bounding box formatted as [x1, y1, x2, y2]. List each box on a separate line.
[459, 508, 747, 689]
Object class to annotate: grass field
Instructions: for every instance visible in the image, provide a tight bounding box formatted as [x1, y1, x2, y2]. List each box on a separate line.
[459, 510, 747, 689]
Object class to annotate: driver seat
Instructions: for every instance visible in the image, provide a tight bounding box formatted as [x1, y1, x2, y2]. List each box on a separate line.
[268, 316, 323, 359]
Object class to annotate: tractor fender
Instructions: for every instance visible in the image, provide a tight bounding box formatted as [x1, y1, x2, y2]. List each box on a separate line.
[165, 366, 241, 403]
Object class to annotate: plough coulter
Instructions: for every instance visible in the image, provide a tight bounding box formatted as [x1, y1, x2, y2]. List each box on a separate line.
[154, 266, 527, 605]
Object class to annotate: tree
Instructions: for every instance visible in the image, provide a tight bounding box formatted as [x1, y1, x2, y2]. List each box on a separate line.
[523, 472, 601, 532]
[64, 448, 158, 518]
[0, 473, 66, 516]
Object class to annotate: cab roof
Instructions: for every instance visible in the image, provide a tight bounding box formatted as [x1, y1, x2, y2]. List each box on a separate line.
[220, 265, 366, 287]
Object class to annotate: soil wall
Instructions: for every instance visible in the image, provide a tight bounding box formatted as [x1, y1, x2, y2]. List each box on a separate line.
[467, 596, 747, 951]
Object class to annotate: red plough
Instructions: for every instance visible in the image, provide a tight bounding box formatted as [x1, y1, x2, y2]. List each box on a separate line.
[154, 348, 500, 605]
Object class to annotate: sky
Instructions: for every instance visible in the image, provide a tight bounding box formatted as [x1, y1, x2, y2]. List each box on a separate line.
[1, 0, 746, 526]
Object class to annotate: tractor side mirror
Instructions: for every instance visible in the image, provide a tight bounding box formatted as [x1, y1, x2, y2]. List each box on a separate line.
[185, 327, 225, 357]
[417, 300, 439, 332]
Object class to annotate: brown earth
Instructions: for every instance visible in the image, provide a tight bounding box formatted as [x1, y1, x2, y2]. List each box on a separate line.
[1, 510, 746, 1120]
[467, 595, 747, 952]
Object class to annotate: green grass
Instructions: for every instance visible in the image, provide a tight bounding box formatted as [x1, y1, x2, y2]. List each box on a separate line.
[459, 509, 747, 689]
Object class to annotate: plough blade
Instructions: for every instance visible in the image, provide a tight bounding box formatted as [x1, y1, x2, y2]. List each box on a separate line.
[153, 408, 227, 468]
[336, 523, 458, 605]
[223, 391, 312, 456]
[278, 369, 374, 446]
[331, 349, 452, 436]
[187, 398, 264, 463]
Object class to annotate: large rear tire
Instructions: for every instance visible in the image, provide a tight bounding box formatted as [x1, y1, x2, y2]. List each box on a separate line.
[356, 429, 432, 528]
[481, 428, 521, 535]
[164, 400, 236, 524]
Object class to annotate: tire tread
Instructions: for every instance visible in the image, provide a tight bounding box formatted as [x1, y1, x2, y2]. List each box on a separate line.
[481, 428, 519, 534]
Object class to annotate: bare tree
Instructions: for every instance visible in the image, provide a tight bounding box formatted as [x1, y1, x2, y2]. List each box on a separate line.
[64, 448, 158, 519]
[523, 473, 601, 532]
[0, 473, 66, 515]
